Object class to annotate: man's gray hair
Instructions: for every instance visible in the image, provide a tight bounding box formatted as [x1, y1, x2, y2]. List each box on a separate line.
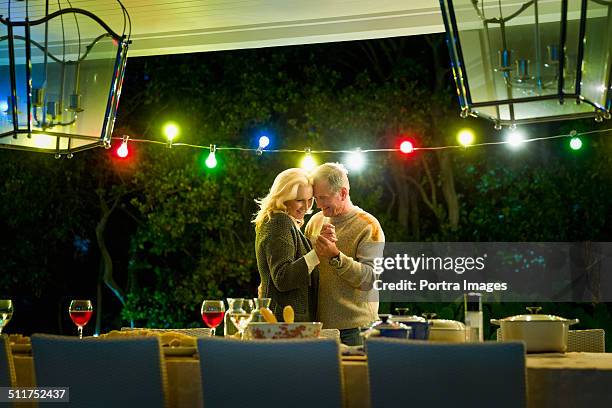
[312, 162, 350, 193]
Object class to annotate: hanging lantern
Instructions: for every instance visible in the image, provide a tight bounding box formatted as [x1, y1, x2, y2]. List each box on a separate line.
[0, 1, 130, 156]
[439, 0, 612, 127]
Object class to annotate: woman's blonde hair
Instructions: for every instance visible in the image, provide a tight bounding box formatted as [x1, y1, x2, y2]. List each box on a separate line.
[253, 168, 313, 229]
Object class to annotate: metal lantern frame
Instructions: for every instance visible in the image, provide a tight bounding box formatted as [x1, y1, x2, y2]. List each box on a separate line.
[0, 2, 130, 156]
[439, 0, 612, 127]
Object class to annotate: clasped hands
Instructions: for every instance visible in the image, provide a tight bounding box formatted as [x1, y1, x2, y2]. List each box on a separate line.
[314, 223, 340, 259]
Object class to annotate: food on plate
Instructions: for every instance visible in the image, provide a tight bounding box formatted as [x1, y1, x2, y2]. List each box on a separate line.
[99, 329, 196, 347]
[283, 305, 295, 323]
[260, 307, 278, 323]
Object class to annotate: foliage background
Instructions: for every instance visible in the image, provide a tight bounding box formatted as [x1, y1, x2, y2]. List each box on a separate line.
[1, 35, 611, 348]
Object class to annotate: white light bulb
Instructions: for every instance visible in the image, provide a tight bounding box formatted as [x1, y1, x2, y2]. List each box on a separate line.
[506, 130, 526, 149]
[345, 149, 365, 171]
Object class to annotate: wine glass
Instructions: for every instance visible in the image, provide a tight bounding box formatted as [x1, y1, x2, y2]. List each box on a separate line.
[201, 300, 225, 336]
[230, 313, 253, 339]
[69, 300, 93, 339]
[0, 299, 13, 335]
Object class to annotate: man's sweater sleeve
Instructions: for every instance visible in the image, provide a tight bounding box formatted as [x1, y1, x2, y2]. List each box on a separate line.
[335, 222, 385, 291]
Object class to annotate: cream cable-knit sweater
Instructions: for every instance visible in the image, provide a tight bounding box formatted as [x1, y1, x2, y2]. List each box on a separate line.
[305, 207, 384, 330]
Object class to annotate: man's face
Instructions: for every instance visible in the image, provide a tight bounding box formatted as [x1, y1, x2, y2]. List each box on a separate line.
[313, 179, 344, 217]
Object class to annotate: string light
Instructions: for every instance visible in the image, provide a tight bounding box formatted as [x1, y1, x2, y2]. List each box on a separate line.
[256, 135, 270, 155]
[506, 129, 526, 149]
[259, 136, 270, 149]
[457, 129, 475, 146]
[300, 148, 317, 172]
[569, 137, 583, 150]
[107, 128, 611, 167]
[344, 148, 365, 171]
[205, 145, 217, 168]
[163, 122, 179, 146]
[399, 140, 414, 154]
[116, 135, 129, 158]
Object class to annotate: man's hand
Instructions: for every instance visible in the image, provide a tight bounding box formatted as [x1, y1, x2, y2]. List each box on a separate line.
[314, 234, 340, 258]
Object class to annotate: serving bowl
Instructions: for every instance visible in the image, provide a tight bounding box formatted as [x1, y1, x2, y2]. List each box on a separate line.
[244, 322, 323, 339]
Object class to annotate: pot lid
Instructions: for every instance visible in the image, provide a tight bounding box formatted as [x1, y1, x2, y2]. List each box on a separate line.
[370, 314, 409, 330]
[429, 319, 465, 330]
[496, 314, 572, 322]
[391, 314, 427, 323]
[494, 307, 575, 323]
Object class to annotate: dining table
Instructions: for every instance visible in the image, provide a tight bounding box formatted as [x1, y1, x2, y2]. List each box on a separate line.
[11, 349, 612, 408]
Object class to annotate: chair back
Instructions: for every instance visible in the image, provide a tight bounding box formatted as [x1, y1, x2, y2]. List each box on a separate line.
[0, 335, 16, 387]
[32, 334, 168, 408]
[496, 328, 606, 352]
[366, 339, 526, 408]
[567, 329, 605, 352]
[197, 337, 343, 408]
[320, 329, 341, 342]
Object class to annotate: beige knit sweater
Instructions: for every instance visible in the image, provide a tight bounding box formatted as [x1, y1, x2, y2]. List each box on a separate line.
[305, 207, 384, 330]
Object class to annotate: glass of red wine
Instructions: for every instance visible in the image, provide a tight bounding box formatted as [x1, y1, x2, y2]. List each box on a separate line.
[201, 300, 225, 336]
[69, 299, 93, 339]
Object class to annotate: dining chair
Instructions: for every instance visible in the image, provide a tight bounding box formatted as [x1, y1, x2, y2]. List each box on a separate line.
[496, 328, 606, 352]
[567, 329, 605, 352]
[197, 337, 343, 408]
[366, 339, 526, 408]
[0, 335, 17, 387]
[32, 334, 169, 408]
[320, 328, 341, 341]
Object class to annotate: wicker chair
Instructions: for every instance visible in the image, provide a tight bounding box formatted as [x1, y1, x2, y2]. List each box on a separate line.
[320, 328, 341, 341]
[495, 328, 606, 352]
[0, 335, 16, 387]
[197, 337, 343, 408]
[32, 334, 169, 408]
[366, 339, 526, 408]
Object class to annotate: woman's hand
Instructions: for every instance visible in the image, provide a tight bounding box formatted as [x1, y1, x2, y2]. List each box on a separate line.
[314, 234, 340, 258]
[320, 223, 337, 242]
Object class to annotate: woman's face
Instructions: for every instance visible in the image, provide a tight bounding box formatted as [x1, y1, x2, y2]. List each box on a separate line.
[285, 184, 313, 221]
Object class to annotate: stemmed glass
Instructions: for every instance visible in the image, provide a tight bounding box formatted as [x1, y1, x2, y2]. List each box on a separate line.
[0, 299, 14, 335]
[230, 312, 253, 339]
[201, 300, 225, 336]
[69, 300, 93, 339]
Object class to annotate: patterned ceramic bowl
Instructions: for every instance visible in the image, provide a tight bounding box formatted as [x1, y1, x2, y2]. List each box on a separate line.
[245, 322, 323, 339]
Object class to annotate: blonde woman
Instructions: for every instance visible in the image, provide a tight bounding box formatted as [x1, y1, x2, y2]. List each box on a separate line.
[254, 168, 321, 322]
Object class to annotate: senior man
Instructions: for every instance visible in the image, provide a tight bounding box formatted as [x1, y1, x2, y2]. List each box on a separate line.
[305, 162, 384, 346]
